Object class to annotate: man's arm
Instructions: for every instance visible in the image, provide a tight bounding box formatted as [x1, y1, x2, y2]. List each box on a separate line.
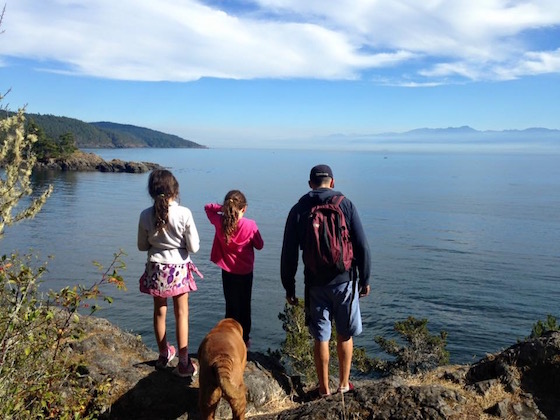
[348, 201, 371, 293]
[280, 206, 299, 301]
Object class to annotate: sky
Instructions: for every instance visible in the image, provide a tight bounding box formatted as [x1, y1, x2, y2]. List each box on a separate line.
[1, 0, 559, 149]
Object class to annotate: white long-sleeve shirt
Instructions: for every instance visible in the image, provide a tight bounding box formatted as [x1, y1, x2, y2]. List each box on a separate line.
[138, 201, 200, 264]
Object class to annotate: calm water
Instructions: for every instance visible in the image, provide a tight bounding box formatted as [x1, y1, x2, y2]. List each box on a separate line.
[2, 148, 559, 365]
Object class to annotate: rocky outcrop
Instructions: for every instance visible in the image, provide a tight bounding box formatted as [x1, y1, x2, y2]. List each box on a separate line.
[466, 331, 560, 419]
[259, 332, 559, 420]
[73, 315, 560, 419]
[71, 316, 295, 419]
[33, 151, 162, 173]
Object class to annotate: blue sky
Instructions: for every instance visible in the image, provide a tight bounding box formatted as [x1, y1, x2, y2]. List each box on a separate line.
[1, 0, 559, 148]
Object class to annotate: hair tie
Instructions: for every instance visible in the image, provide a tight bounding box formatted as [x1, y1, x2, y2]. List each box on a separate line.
[159, 193, 166, 198]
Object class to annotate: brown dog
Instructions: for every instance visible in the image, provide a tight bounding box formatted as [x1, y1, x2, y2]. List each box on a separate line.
[198, 318, 247, 420]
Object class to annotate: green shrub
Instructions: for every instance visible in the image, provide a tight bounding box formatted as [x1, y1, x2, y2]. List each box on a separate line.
[1, 107, 52, 237]
[274, 301, 317, 383]
[372, 316, 449, 376]
[0, 251, 127, 419]
[530, 315, 559, 338]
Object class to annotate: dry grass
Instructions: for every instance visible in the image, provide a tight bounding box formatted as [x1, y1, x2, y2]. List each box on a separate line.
[246, 394, 298, 418]
[404, 365, 522, 420]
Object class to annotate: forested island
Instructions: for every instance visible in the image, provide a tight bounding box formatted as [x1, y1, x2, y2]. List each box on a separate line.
[0, 111, 206, 173]
[4, 111, 207, 149]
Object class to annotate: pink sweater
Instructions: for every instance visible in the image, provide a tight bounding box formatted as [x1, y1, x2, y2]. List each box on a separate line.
[204, 203, 264, 275]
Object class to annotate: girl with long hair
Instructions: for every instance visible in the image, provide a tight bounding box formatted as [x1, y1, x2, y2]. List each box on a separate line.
[204, 190, 264, 347]
[138, 169, 202, 377]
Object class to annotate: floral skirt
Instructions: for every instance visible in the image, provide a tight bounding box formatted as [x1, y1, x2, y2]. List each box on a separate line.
[139, 261, 203, 298]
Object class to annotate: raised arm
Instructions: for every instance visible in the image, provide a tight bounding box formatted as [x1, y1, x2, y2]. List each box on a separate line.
[204, 203, 222, 226]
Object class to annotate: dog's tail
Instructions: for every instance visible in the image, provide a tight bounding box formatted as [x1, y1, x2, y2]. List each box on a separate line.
[212, 355, 246, 401]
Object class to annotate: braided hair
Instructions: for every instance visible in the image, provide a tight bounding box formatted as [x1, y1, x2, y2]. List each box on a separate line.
[148, 169, 179, 231]
[221, 190, 247, 244]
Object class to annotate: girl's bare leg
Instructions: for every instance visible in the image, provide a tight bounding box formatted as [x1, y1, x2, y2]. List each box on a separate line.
[173, 293, 190, 362]
[153, 296, 168, 353]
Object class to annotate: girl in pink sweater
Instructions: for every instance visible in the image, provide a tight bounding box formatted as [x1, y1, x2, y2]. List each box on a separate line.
[204, 190, 264, 346]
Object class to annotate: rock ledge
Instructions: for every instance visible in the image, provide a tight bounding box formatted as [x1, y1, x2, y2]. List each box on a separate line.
[34, 151, 162, 173]
[74, 315, 560, 419]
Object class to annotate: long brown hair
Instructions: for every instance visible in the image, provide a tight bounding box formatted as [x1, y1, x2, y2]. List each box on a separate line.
[148, 169, 179, 231]
[221, 190, 247, 244]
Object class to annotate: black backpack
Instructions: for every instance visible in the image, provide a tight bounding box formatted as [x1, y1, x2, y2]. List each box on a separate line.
[302, 195, 354, 281]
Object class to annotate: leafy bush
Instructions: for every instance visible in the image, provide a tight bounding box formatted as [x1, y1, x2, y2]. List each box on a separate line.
[372, 316, 449, 376]
[530, 315, 559, 338]
[0, 251, 127, 419]
[274, 301, 317, 383]
[1, 107, 52, 237]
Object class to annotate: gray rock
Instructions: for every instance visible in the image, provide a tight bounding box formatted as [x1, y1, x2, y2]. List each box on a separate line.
[33, 151, 162, 173]
[485, 398, 511, 418]
[467, 378, 499, 395]
[69, 315, 294, 419]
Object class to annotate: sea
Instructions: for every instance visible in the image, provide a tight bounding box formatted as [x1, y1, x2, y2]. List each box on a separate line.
[2, 148, 559, 366]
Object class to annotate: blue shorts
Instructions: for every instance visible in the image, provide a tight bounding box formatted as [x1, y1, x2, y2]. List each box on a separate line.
[307, 280, 362, 342]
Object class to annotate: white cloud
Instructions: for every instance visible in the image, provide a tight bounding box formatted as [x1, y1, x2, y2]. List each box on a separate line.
[522, 49, 560, 71]
[0, 0, 559, 83]
[499, 48, 560, 78]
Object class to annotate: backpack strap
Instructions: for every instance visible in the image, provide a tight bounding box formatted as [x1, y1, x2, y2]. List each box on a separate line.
[330, 195, 345, 206]
[347, 263, 358, 330]
[331, 194, 355, 329]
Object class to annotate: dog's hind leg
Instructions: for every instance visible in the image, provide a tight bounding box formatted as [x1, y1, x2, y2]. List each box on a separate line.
[199, 385, 222, 420]
[229, 397, 246, 420]
[224, 384, 247, 420]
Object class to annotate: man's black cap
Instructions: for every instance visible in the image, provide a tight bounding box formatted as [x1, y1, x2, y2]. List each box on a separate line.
[310, 164, 333, 183]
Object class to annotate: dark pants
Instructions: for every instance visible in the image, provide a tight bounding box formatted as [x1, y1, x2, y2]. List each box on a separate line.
[221, 270, 253, 343]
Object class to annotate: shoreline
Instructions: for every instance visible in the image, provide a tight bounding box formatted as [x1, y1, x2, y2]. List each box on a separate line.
[33, 150, 163, 173]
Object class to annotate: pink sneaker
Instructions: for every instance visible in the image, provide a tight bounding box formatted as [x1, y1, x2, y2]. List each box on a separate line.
[173, 359, 198, 378]
[155, 344, 176, 369]
[337, 382, 354, 394]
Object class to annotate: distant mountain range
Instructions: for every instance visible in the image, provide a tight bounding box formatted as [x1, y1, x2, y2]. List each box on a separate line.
[379, 126, 560, 139]
[314, 126, 560, 150]
[13, 112, 560, 150]
[20, 113, 206, 149]
[325, 125, 560, 140]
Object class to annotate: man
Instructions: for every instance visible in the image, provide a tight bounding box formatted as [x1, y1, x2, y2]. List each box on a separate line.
[281, 164, 371, 397]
